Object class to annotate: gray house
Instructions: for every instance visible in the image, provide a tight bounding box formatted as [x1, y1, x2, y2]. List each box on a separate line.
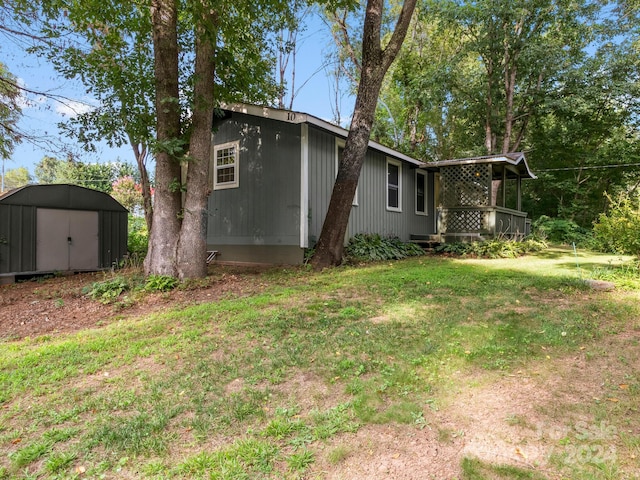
[207, 104, 535, 265]
[208, 104, 435, 264]
[0, 184, 128, 280]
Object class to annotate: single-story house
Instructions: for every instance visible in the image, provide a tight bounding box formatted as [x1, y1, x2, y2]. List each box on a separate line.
[207, 103, 535, 265]
[0, 184, 128, 281]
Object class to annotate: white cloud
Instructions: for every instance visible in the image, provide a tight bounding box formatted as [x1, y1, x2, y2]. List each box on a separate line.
[56, 99, 95, 118]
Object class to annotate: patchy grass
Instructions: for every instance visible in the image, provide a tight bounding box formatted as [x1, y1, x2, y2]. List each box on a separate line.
[1, 248, 639, 478]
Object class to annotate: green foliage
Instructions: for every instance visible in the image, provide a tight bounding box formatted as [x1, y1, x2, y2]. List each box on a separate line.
[83, 276, 131, 304]
[144, 275, 178, 292]
[592, 193, 640, 257]
[0, 62, 22, 161]
[532, 216, 592, 245]
[127, 215, 148, 259]
[589, 260, 640, 290]
[112, 176, 144, 213]
[461, 457, 548, 479]
[435, 238, 547, 258]
[33, 156, 135, 193]
[3, 167, 31, 190]
[345, 234, 425, 262]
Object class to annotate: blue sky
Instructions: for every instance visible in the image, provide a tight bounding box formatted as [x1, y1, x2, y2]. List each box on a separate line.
[4, 11, 355, 176]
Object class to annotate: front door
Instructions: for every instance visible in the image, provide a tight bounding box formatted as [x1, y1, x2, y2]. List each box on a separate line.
[36, 208, 99, 271]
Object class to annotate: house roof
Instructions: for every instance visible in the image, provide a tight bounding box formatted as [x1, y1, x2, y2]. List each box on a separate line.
[427, 152, 537, 179]
[220, 103, 426, 168]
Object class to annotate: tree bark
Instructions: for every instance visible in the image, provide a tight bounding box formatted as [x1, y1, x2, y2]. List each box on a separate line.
[311, 0, 417, 269]
[130, 138, 153, 232]
[176, 8, 216, 279]
[144, 0, 182, 277]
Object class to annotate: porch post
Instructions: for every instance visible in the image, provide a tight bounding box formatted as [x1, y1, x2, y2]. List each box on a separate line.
[501, 168, 506, 207]
[517, 175, 522, 211]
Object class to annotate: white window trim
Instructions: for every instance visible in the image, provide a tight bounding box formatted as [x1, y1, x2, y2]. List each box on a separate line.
[386, 157, 402, 212]
[213, 140, 240, 190]
[415, 170, 428, 216]
[335, 138, 358, 206]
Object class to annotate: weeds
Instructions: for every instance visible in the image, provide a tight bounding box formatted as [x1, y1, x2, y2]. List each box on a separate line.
[83, 276, 132, 304]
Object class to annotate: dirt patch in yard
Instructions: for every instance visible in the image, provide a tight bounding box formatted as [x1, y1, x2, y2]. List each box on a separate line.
[0, 266, 271, 340]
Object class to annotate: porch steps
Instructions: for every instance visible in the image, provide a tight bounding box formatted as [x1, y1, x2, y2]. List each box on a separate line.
[409, 235, 441, 250]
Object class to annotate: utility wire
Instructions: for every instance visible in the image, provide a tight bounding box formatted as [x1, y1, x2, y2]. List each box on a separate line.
[536, 162, 640, 172]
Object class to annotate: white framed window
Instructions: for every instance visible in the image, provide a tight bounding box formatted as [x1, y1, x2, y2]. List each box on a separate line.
[336, 139, 358, 206]
[386, 158, 402, 211]
[213, 141, 239, 190]
[415, 170, 428, 215]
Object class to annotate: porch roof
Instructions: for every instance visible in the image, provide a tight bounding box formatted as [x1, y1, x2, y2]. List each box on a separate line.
[426, 152, 537, 179]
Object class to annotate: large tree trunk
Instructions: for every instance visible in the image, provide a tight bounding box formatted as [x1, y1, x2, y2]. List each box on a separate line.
[176, 10, 216, 279]
[145, 0, 182, 277]
[502, 62, 517, 153]
[484, 57, 494, 154]
[311, 0, 417, 269]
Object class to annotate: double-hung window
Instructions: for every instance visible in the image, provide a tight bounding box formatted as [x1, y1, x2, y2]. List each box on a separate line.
[386, 158, 402, 211]
[213, 141, 239, 190]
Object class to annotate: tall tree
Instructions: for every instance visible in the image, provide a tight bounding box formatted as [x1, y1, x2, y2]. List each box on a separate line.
[145, 0, 182, 277]
[26, 0, 298, 279]
[312, 0, 417, 268]
[523, 41, 640, 226]
[373, 0, 603, 160]
[2, 166, 31, 191]
[0, 61, 22, 191]
[33, 155, 134, 192]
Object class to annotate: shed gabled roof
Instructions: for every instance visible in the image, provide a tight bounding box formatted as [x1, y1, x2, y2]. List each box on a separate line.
[0, 184, 128, 212]
[427, 152, 537, 179]
[219, 103, 426, 168]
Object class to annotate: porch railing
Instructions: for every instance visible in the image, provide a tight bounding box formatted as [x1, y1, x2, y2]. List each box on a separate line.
[437, 206, 530, 240]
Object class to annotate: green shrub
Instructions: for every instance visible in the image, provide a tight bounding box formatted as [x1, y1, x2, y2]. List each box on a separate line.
[145, 275, 179, 292]
[83, 276, 132, 304]
[345, 234, 425, 262]
[435, 238, 547, 259]
[128, 215, 148, 258]
[592, 192, 640, 256]
[531, 215, 591, 245]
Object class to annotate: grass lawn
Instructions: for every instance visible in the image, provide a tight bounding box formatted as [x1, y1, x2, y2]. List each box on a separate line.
[1, 247, 639, 479]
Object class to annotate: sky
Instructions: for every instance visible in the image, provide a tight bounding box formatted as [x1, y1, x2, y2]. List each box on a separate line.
[3, 11, 355, 177]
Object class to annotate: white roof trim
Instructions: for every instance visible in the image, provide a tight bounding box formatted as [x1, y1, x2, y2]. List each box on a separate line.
[428, 152, 537, 179]
[221, 103, 426, 167]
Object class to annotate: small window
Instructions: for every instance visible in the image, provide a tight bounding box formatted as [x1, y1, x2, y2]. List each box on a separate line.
[387, 158, 402, 211]
[213, 141, 239, 190]
[415, 170, 427, 215]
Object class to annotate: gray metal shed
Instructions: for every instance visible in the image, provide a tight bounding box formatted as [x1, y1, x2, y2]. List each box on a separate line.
[0, 184, 128, 278]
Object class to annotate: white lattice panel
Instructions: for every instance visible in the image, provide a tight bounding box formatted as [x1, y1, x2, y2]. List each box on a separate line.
[440, 164, 491, 207]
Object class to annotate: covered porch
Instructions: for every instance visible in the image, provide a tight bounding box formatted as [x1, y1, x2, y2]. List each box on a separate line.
[428, 152, 536, 243]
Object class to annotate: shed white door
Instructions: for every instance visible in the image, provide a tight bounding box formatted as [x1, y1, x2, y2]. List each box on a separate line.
[36, 208, 99, 271]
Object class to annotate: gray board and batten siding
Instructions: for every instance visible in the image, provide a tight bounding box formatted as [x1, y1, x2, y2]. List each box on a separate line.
[209, 109, 304, 264]
[208, 104, 435, 265]
[0, 184, 128, 277]
[307, 127, 435, 245]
